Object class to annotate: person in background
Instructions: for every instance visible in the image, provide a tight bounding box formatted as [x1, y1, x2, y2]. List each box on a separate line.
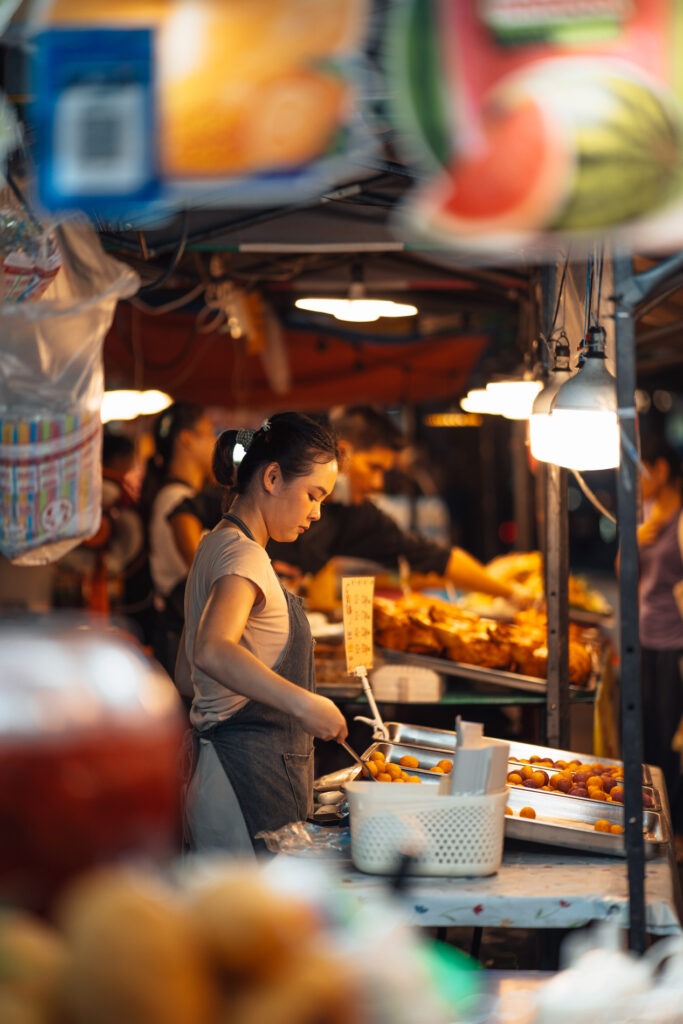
[175, 413, 347, 854]
[267, 405, 531, 605]
[636, 432, 683, 843]
[55, 432, 149, 629]
[140, 402, 216, 676]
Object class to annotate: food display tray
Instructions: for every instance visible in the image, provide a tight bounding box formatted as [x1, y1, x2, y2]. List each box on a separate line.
[378, 647, 598, 696]
[504, 785, 667, 859]
[381, 722, 654, 788]
[342, 734, 667, 858]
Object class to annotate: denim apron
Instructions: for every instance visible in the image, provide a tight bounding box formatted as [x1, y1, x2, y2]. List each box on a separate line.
[205, 512, 316, 850]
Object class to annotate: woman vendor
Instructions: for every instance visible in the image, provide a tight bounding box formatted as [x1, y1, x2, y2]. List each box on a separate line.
[176, 412, 348, 854]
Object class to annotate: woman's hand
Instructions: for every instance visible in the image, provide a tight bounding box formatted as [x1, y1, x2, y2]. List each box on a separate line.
[295, 692, 348, 742]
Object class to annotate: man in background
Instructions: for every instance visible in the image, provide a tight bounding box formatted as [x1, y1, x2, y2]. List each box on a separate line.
[267, 405, 529, 605]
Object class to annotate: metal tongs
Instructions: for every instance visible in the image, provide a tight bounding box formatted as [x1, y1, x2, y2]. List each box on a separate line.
[338, 738, 378, 781]
[351, 664, 389, 741]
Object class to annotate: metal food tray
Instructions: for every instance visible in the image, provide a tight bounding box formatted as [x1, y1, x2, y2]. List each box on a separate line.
[381, 723, 653, 788]
[378, 647, 597, 696]
[352, 737, 666, 856]
[361, 740, 449, 782]
[507, 738, 654, 788]
[504, 785, 667, 859]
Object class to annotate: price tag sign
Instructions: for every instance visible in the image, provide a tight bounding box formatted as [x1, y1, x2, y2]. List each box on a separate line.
[341, 576, 375, 674]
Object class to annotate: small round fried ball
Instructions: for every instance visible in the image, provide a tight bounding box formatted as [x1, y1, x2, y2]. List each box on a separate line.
[56, 867, 213, 1024]
[384, 762, 403, 780]
[505, 806, 513, 816]
[519, 806, 536, 819]
[406, 775, 422, 784]
[399, 755, 419, 769]
[437, 759, 453, 772]
[610, 824, 625, 835]
[376, 772, 392, 783]
[429, 766, 444, 774]
[369, 750, 386, 764]
[507, 772, 523, 785]
[594, 819, 612, 832]
[0, 911, 67, 1011]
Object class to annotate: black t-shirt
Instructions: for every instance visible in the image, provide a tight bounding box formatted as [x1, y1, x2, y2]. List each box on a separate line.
[266, 500, 451, 577]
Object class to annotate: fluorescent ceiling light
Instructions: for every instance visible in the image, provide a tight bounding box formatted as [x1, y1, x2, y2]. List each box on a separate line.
[295, 296, 418, 322]
[101, 389, 173, 423]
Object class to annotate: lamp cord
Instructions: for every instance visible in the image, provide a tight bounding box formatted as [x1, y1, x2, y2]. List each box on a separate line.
[570, 469, 617, 524]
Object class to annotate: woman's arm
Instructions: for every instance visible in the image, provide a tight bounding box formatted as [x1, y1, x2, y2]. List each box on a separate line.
[170, 512, 206, 568]
[194, 575, 348, 741]
[174, 627, 194, 700]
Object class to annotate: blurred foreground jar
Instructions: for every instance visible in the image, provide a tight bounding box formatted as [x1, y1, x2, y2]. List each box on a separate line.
[0, 615, 185, 910]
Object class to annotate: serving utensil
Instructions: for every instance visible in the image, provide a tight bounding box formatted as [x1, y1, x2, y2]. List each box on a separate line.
[338, 738, 378, 781]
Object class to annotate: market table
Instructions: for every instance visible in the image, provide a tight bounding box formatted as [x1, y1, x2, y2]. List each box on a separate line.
[307, 833, 682, 936]
[299, 765, 682, 941]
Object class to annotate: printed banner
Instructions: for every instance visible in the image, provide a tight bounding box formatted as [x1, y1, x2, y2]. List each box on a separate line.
[387, 0, 683, 260]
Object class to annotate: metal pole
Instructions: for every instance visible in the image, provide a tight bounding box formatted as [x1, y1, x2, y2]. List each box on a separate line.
[540, 264, 570, 748]
[612, 251, 646, 954]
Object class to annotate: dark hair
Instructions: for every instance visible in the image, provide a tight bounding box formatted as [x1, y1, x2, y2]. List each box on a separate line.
[329, 405, 407, 452]
[640, 432, 683, 485]
[213, 412, 338, 494]
[102, 431, 135, 468]
[140, 402, 206, 515]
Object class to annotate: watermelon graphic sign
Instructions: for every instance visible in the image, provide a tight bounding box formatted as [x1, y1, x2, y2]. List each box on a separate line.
[387, 0, 683, 260]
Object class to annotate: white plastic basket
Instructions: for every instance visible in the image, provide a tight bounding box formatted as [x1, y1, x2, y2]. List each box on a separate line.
[345, 782, 507, 877]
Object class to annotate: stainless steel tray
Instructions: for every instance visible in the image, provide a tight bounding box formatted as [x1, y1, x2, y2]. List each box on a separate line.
[504, 785, 667, 859]
[361, 740, 449, 782]
[381, 723, 653, 787]
[507, 738, 654, 788]
[378, 647, 598, 696]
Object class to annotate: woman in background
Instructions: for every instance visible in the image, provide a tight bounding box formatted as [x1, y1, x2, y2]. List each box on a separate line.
[637, 432, 683, 843]
[140, 402, 216, 676]
[177, 413, 347, 853]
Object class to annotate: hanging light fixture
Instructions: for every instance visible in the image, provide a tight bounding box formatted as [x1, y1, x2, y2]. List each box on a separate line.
[529, 331, 573, 462]
[485, 376, 543, 420]
[101, 389, 173, 423]
[460, 388, 500, 414]
[541, 324, 620, 471]
[295, 263, 418, 323]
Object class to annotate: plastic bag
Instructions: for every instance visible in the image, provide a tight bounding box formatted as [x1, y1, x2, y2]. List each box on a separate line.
[0, 215, 139, 564]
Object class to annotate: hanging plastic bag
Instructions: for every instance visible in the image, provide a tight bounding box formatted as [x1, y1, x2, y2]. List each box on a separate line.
[0, 214, 139, 564]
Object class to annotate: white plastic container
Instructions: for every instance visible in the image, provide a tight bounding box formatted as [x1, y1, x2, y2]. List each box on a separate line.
[345, 781, 507, 876]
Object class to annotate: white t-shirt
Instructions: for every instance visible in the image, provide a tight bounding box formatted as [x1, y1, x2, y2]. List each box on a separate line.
[149, 482, 195, 598]
[185, 525, 289, 731]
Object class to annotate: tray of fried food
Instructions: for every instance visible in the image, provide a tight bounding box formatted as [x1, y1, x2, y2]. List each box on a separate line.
[358, 740, 451, 784]
[504, 783, 667, 858]
[506, 739, 653, 788]
[373, 595, 597, 690]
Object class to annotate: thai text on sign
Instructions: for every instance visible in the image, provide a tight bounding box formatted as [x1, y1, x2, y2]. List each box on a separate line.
[341, 576, 375, 674]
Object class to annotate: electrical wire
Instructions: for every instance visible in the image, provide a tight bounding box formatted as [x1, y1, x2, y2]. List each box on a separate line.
[131, 281, 206, 315]
[547, 253, 570, 340]
[137, 210, 190, 294]
[570, 469, 617, 524]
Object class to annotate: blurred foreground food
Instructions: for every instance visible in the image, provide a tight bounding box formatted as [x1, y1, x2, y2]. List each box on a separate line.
[0, 860, 455, 1024]
[0, 618, 185, 911]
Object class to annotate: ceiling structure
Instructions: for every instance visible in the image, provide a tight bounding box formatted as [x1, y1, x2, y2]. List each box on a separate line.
[99, 163, 534, 415]
[4, 2, 683, 415]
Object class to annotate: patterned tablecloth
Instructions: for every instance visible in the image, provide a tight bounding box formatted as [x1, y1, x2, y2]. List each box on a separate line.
[297, 766, 682, 936]
[324, 840, 683, 934]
